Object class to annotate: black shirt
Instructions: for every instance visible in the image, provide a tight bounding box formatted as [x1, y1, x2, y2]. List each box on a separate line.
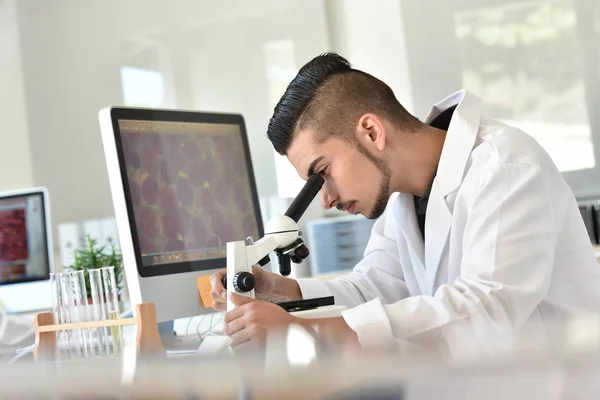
[414, 104, 457, 241]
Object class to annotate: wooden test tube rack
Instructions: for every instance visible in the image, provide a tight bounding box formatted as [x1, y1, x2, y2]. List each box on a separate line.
[33, 302, 165, 361]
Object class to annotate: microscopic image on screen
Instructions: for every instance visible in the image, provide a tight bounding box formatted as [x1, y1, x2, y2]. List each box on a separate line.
[119, 120, 260, 264]
[0, 208, 28, 282]
[0, 208, 29, 262]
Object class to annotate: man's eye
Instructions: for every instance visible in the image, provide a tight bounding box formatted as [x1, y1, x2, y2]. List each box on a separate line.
[319, 166, 329, 176]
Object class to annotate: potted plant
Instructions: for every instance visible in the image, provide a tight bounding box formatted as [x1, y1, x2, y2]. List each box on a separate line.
[64, 234, 124, 299]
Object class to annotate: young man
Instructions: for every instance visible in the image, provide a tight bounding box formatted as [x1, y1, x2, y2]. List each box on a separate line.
[210, 53, 600, 357]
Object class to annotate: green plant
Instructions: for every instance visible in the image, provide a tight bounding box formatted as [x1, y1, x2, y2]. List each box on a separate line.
[64, 234, 124, 297]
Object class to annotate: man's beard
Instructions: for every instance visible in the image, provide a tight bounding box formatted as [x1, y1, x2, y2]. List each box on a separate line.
[355, 143, 392, 219]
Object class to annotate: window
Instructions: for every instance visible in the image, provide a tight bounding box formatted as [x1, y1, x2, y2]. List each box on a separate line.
[120, 66, 165, 108]
[455, 0, 594, 172]
[263, 40, 305, 198]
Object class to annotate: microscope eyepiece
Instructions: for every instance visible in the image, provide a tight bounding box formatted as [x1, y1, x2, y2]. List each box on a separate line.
[284, 173, 324, 223]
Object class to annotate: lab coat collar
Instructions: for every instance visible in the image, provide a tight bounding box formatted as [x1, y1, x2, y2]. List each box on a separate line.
[422, 90, 482, 294]
[424, 90, 482, 197]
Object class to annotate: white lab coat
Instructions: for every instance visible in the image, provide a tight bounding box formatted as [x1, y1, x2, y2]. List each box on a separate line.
[298, 90, 600, 358]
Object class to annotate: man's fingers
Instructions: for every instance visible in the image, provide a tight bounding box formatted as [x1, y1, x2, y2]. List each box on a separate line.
[210, 289, 226, 303]
[230, 292, 255, 306]
[211, 300, 227, 312]
[209, 269, 226, 293]
[224, 316, 245, 337]
[210, 287, 227, 311]
[224, 302, 247, 324]
[229, 329, 250, 348]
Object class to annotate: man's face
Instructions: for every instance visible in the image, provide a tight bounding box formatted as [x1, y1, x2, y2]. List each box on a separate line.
[287, 129, 391, 219]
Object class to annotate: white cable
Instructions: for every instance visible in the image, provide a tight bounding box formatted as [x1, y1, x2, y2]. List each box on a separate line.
[8, 344, 34, 364]
[200, 314, 215, 340]
[196, 315, 206, 340]
[209, 314, 224, 335]
[0, 311, 36, 347]
[197, 313, 225, 344]
[185, 316, 195, 338]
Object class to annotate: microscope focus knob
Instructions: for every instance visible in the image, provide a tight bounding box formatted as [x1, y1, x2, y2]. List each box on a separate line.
[233, 272, 255, 293]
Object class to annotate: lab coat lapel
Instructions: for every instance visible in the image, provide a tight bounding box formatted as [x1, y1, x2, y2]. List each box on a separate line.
[423, 90, 482, 294]
[393, 193, 428, 294]
[424, 183, 451, 295]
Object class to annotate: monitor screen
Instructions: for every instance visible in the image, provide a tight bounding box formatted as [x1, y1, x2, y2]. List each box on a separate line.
[114, 113, 262, 277]
[0, 191, 51, 285]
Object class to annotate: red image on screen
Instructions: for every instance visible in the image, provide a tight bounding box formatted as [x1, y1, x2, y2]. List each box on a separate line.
[120, 124, 259, 259]
[0, 208, 29, 262]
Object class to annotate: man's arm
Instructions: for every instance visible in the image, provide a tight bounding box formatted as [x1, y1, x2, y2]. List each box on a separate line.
[342, 160, 557, 356]
[295, 200, 410, 309]
[271, 274, 303, 300]
[213, 196, 407, 310]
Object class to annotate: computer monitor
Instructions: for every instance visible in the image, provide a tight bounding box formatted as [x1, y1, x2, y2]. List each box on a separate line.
[99, 107, 264, 322]
[0, 187, 54, 313]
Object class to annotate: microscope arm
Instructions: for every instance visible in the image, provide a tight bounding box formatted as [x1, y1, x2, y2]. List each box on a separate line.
[226, 174, 325, 311]
[245, 235, 280, 266]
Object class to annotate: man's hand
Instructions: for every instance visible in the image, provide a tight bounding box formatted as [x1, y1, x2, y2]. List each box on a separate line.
[224, 293, 295, 349]
[209, 267, 303, 311]
[209, 266, 277, 311]
[224, 293, 361, 353]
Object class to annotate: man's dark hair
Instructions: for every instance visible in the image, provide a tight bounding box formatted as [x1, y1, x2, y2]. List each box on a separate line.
[267, 52, 421, 155]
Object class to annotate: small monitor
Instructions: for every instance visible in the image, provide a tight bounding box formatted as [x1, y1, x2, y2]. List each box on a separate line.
[0, 187, 54, 313]
[99, 107, 263, 322]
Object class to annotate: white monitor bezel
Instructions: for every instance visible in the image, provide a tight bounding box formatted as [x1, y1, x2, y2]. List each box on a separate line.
[0, 186, 54, 313]
[99, 106, 264, 321]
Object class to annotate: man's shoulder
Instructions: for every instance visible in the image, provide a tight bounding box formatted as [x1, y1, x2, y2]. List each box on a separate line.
[472, 116, 555, 169]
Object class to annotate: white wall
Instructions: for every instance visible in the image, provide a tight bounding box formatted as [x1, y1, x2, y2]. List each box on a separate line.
[191, 37, 281, 196]
[5, 0, 330, 258]
[325, 0, 415, 112]
[0, 0, 34, 191]
[190, 1, 330, 197]
[325, 0, 462, 119]
[15, 0, 123, 245]
[398, 0, 463, 118]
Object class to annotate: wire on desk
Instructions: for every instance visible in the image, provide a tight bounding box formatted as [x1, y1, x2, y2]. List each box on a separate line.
[8, 344, 34, 364]
[197, 313, 224, 342]
[194, 314, 214, 343]
[185, 315, 198, 339]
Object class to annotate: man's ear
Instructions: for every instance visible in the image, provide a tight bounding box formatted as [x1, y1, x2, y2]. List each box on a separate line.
[356, 113, 387, 152]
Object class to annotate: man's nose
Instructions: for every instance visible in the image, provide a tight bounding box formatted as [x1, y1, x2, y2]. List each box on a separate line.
[320, 187, 337, 209]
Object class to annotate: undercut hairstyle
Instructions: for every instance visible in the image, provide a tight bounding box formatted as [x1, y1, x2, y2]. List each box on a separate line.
[267, 52, 422, 155]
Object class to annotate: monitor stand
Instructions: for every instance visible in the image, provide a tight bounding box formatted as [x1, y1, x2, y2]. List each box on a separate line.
[158, 320, 202, 354]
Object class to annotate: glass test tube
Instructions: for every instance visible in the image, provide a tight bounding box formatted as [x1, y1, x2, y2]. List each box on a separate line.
[69, 270, 95, 357]
[102, 266, 123, 354]
[89, 269, 111, 355]
[58, 273, 83, 359]
[49, 272, 67, 359]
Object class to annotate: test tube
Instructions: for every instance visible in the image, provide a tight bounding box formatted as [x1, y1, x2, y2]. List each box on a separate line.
[89, 269, 111, 355]
[101, 266, 123, 354]
[59, 273, 83, 359]
[69, 270, 95, 357]
[49, 272, 67, 359]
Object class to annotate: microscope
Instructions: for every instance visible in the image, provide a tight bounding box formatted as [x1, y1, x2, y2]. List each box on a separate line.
[225, 174, 346, 318]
